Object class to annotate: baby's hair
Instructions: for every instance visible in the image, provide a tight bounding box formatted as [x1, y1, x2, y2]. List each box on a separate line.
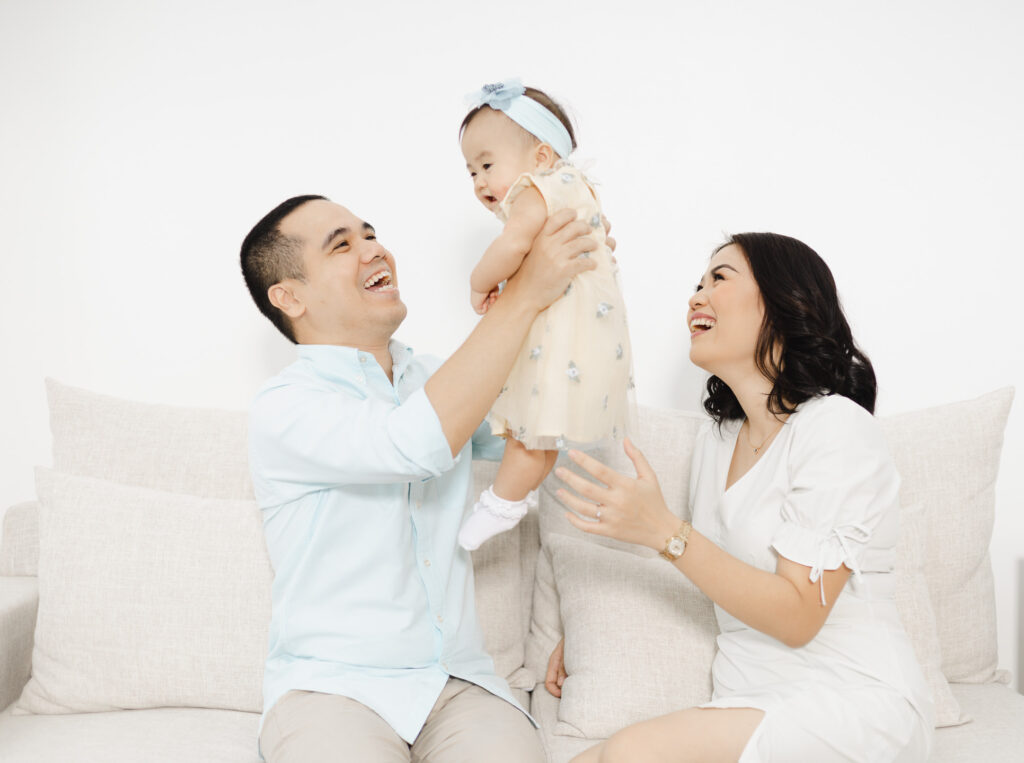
[460, 86, 578, 152]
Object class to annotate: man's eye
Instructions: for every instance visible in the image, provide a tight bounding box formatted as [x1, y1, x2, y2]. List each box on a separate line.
[365, 234, 376, 240]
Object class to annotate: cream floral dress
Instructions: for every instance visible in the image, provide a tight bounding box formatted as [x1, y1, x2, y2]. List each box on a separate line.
[489, 161, 635, 450]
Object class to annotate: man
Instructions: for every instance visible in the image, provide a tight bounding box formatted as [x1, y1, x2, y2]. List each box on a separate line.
[240, 194, 598, 762]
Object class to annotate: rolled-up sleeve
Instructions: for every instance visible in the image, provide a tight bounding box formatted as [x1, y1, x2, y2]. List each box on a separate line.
[770, 396, 900, 603]
[250, 383, 455, 502]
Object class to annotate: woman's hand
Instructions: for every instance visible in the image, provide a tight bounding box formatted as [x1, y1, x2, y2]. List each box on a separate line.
[555, 438, 680, 550]
[545, 637, 567, 697]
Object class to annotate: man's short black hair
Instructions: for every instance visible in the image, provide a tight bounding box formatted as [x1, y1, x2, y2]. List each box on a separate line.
[240, 195, 327, 343]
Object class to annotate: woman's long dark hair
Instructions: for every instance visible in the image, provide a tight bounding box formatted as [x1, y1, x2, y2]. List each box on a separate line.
[703, 233, 877, 422]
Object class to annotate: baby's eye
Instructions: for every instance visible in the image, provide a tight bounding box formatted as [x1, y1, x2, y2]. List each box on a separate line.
[469, 171, 476, 178]
[482, 163, 492, 170]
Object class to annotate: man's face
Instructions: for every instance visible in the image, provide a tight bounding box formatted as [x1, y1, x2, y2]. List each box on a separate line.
[279, 200, 407, 345]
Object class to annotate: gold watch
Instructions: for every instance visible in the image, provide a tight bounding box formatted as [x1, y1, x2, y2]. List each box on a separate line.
[659, 521, 692, 561]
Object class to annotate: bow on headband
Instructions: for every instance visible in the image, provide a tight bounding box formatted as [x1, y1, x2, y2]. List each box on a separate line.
[464, 78, 573, 159]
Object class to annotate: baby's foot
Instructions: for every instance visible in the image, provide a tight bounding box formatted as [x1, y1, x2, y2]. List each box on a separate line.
[458, 486, 529, 551]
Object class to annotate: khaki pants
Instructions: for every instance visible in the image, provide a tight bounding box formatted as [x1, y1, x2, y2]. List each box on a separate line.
[260, 678, 545, 763]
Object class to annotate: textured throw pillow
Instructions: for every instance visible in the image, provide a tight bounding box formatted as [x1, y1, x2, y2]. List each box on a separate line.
[46, 378, 252, 499]
[880, 387, 1014, 684]
[893, 502, 966, 727]
[546, 533, 718, 740]
[526, 404, 706, 689]
[16, 468, 273, 714]
[469, 459, 531, 688]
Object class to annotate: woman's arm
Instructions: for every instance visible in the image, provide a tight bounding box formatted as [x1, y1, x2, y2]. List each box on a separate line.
[555, 438, 849, 648]
[545, 636, 567, 697]
[470, 186, 548, 300]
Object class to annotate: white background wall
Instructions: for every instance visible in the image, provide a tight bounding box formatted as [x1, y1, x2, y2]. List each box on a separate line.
[1, 0, 1021, 686]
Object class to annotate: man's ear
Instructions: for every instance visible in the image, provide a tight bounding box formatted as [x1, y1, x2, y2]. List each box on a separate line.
[268, 281, 306, 320]
[534, 142, 556, 169]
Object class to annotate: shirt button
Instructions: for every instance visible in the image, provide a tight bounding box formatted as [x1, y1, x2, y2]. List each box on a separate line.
[424, 559, 431, 567]
[359, 355, 367, 363]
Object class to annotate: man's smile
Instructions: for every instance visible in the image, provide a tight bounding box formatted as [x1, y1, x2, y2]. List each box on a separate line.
[363, 268, 396, 293]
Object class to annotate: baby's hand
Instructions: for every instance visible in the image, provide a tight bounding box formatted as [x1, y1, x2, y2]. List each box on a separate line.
[471, 287, 500, 315]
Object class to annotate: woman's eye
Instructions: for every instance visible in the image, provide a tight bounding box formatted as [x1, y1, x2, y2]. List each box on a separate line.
[712, 272, 724, 281]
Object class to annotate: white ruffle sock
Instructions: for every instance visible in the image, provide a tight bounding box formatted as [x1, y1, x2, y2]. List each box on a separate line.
[458, 486, 534, 551]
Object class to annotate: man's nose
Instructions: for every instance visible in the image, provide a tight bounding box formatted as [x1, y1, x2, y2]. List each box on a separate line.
[361, 239, 387, 262]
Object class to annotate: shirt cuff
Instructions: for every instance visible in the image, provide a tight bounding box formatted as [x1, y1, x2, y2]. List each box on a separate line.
[391, 387, 456, 478]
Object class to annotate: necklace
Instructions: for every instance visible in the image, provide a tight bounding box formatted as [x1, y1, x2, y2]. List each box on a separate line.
[745, 420, 783, 455]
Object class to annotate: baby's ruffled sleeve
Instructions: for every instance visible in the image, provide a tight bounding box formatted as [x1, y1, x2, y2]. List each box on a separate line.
[770, 397, 900, 605]
[498, 172, 546, 221]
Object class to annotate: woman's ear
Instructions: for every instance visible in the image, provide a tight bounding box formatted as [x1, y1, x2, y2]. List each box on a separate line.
[268, 281, 306, 320]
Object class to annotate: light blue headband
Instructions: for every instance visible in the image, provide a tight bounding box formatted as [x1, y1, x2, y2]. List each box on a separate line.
[465, 79, 573, 160]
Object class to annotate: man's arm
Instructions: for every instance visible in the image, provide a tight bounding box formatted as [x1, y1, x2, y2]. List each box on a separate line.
[426, 209, 596, 456]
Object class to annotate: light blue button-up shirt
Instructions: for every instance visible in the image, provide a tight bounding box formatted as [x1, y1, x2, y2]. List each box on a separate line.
[248, 341, 529, 743]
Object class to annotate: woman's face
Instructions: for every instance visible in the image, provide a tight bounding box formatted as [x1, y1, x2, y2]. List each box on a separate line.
[687, 244, 765, 380]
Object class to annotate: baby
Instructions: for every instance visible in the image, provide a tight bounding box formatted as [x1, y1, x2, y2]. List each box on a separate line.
[457, 80, 634, 551]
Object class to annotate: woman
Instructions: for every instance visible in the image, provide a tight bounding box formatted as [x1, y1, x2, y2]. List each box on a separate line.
[548, 233, 934, 762]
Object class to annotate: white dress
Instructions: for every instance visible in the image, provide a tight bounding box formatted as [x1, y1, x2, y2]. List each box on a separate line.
[690, 395, 934, 762]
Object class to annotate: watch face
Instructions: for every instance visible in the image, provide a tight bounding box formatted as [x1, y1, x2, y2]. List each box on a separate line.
[668, 537, 685, 557]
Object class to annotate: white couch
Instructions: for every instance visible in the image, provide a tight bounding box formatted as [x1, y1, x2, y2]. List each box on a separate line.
[0, 380, 1022, 762]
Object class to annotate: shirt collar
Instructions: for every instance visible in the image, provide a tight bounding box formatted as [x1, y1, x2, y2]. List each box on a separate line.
[297, 340, 415, 384]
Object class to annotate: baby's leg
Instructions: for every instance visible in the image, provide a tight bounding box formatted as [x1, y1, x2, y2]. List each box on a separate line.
[458, 441, 557, 551]
[493, 439, 554, 500]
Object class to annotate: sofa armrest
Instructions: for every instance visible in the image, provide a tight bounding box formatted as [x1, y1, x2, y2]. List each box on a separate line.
[0, 576, 38, 711]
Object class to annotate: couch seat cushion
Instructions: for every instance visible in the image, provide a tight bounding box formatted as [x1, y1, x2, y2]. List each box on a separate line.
[0, 705, 260, 763]
[930, 683, 1024, 762]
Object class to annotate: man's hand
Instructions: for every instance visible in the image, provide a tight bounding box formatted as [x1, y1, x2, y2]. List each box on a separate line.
[503, 209, 598, 313]
[545, 637, 567, 697]
[603, 214, 616, 255]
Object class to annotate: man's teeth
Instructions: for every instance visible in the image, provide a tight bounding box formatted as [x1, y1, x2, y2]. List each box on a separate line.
[690, 317, 716, 332]
[363, 270, 394, 290]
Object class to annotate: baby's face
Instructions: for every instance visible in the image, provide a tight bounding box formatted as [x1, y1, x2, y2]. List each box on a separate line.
[461, 108, 543, 214]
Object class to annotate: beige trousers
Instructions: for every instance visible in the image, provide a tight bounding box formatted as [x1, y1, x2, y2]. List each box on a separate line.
[260, 678, 545, 763]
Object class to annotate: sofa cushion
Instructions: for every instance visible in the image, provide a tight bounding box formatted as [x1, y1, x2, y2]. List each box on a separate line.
[0, 705, 261, 763]
[0, 502, 39, 577]
[546, 533, 718, 740]
[894, 503, 965, 727]
[469, 459, 531, 688]
[46, 378, 253, 500]
[16, 469, 272, 714]
[930, 683, 1024, 762]
[879, 387, 1014, 684]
